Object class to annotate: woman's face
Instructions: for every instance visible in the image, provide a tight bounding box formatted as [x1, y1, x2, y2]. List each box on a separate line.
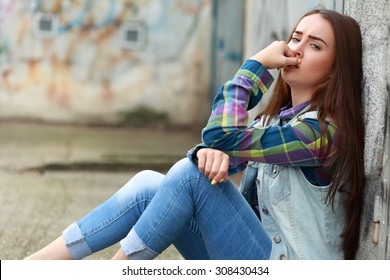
[281, 14, 336, 92]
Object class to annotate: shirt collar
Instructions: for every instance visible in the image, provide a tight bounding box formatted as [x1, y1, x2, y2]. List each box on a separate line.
[279, 100, 311, 119]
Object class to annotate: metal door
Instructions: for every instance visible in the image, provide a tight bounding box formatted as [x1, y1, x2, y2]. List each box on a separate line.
[210, 0, 245, 97]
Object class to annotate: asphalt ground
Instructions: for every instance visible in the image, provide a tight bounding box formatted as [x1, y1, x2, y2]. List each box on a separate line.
[0, 121, 202, 260]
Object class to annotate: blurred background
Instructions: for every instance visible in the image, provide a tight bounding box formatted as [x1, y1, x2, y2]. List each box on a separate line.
[0, 0, 343, 128]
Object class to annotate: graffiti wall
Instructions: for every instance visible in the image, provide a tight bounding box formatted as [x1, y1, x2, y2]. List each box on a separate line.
[0, 0, 212, 126]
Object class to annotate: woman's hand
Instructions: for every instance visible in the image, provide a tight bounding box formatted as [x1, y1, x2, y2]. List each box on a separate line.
[250, 41, 300, 69]
[196, 148, 229, 185]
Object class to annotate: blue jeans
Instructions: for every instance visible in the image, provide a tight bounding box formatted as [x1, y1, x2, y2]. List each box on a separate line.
[63, 158, 272, 259]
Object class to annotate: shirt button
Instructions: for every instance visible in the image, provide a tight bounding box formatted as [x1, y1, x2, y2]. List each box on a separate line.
[273, 168, 277, 174]
[262, 207, 269, 215]
[279, 254, 286, 260]
[273, 235, 281, 244]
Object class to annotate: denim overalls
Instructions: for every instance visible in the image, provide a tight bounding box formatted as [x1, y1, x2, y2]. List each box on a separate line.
[239, 110, 347, 260]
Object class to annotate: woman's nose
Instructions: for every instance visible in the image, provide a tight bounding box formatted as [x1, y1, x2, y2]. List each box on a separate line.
[292, 48, 303, 58]
[290, 44, 303, 58]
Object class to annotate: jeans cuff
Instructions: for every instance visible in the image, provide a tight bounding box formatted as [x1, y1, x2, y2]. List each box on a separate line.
[63, 222, 93, 260]
[120, 228, 159, 260]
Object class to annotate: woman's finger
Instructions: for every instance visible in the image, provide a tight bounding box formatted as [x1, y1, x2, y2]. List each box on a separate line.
[197, 150, 206, 174]
[211, 153, 230, 185]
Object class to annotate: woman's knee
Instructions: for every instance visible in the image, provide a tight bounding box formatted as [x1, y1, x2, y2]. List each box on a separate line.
[115, 170, 165, 202]
[131, 170, 165, 187]
[164, 158, 210, 190]
[167, 158, 202, 177]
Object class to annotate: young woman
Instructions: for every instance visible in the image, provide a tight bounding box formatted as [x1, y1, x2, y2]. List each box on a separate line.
[26, 8, 365, 260]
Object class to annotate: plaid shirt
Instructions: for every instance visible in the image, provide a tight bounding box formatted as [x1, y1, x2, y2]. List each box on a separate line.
[188, 60, 337, 184]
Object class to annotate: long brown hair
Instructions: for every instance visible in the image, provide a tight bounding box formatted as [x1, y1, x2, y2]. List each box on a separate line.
[259, 9, 365, 259]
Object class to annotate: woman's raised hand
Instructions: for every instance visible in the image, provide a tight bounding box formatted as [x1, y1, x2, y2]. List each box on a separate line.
[250, 41, 300, 69]
[196, 148, 230, 185]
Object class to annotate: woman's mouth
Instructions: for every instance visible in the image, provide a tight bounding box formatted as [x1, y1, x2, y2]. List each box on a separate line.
[285, 65, 300, 69]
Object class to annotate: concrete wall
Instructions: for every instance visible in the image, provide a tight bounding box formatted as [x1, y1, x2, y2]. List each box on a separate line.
[344, 0, 390, 259]
[0, 0, 212, 127]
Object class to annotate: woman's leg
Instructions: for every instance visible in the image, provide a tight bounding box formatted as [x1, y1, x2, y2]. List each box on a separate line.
[173, 219, 210, 260]
[26, 170, 165, 259]
[112, 219, 210, 260]
[24, 236, 73, 260]
[119, 158, 272, 260]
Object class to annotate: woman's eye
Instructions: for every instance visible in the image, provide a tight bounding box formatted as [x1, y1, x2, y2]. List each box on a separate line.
[310, 44, 320, 50]
[291, 37, 300, 43]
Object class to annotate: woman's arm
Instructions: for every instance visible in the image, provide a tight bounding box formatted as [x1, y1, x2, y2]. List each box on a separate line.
[187, 59, 274, 175]
[201, 58, 336, 169]
[189, 42, 336, 176]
